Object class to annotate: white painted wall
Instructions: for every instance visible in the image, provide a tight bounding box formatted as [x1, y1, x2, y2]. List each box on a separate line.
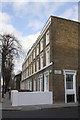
[11, 90, 53, 106]
[11, 90, 18, 106]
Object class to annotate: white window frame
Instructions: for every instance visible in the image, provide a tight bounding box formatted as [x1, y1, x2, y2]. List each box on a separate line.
[40, 39, 43, 52]
[37, 77, 40, 91]
[27, 81, 29, 90]
[46, 30, 50, 45]
[46, 46, 50, 66]
[33, 50, 35, 59]
[36, 58, 39, 71]
[27, 60, 28, 67]
[29, 80, 32, 91]
[31, 64, 32, 74]
[26, 68, 28, 77]
[39, 74, 43, 91]
[26, 61, 27, 67]
[27, 68, 29, 76]
[36, 44, 39, 56]
[30, 66, 31, 75]
[63, 70, 77, 103]
[44, 71, 49, 91]
[26, 80, 28, 89]
[33, 61, 35, 73]
[29, 57, 31, 64]
[29, 66, 31, 76]
[40, 52, 43, 69]
[31, 54, 32, 62]
[26, 69, 27, 78]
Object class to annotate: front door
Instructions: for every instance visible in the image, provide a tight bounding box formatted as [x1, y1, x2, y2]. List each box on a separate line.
[63, 70, 77, 103]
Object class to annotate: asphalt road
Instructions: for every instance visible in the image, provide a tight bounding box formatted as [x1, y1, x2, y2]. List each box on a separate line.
[1, 106, 80, 119]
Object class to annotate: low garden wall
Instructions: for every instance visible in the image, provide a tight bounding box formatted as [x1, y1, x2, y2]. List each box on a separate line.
[11, 90, 53, 106]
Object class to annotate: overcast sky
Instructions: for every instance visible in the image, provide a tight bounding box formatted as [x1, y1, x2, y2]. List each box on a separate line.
[0, 0, 79, 74]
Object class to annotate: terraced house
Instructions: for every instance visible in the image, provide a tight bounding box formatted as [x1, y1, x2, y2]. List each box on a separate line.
[21, 16, 80, 104]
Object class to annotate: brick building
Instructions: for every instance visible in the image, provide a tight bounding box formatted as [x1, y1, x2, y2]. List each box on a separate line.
[21, 16, 80, 103]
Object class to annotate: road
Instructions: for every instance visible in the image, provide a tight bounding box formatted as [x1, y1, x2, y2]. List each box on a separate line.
[1, 106, 80, 119]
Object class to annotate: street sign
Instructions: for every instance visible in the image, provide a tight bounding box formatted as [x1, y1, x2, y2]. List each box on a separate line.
[54, 70, 62, 74]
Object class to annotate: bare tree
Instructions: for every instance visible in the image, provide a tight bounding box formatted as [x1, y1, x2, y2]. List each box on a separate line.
[0, 34, 22, 98]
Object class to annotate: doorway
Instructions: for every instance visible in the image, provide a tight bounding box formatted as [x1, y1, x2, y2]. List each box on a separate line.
[63, 70, 77, 103]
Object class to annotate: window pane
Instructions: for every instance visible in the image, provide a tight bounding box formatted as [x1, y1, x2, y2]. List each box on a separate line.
[37, 78, 40, 91]
[33, 62, 35, 73]
[66, 74, 73, 89]
[36, 59, 39, 71]
[33, 50, 35, 59]
[44, 74, 49, 91]
[36, 45, 39, 55]
[40, 77, 43, 91]
[40, 39, 43, 51]
[46, 47, 50, 65]
[40, 53, 43, 69]
[46, 30, 50, 45]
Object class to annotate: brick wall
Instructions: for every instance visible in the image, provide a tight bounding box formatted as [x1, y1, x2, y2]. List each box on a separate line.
[50, 16, 79, 103]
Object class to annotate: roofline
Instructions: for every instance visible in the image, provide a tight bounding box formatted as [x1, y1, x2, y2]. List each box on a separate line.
[22, 16, 52, 65]
[50, 15, 80, 24]
[22, 15, 80, 66]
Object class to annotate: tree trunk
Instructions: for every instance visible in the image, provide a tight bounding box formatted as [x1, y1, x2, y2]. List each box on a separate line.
[2, 53, 6, 98]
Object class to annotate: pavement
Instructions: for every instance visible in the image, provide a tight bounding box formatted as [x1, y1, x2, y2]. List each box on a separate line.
[0, 92, 79, 111]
